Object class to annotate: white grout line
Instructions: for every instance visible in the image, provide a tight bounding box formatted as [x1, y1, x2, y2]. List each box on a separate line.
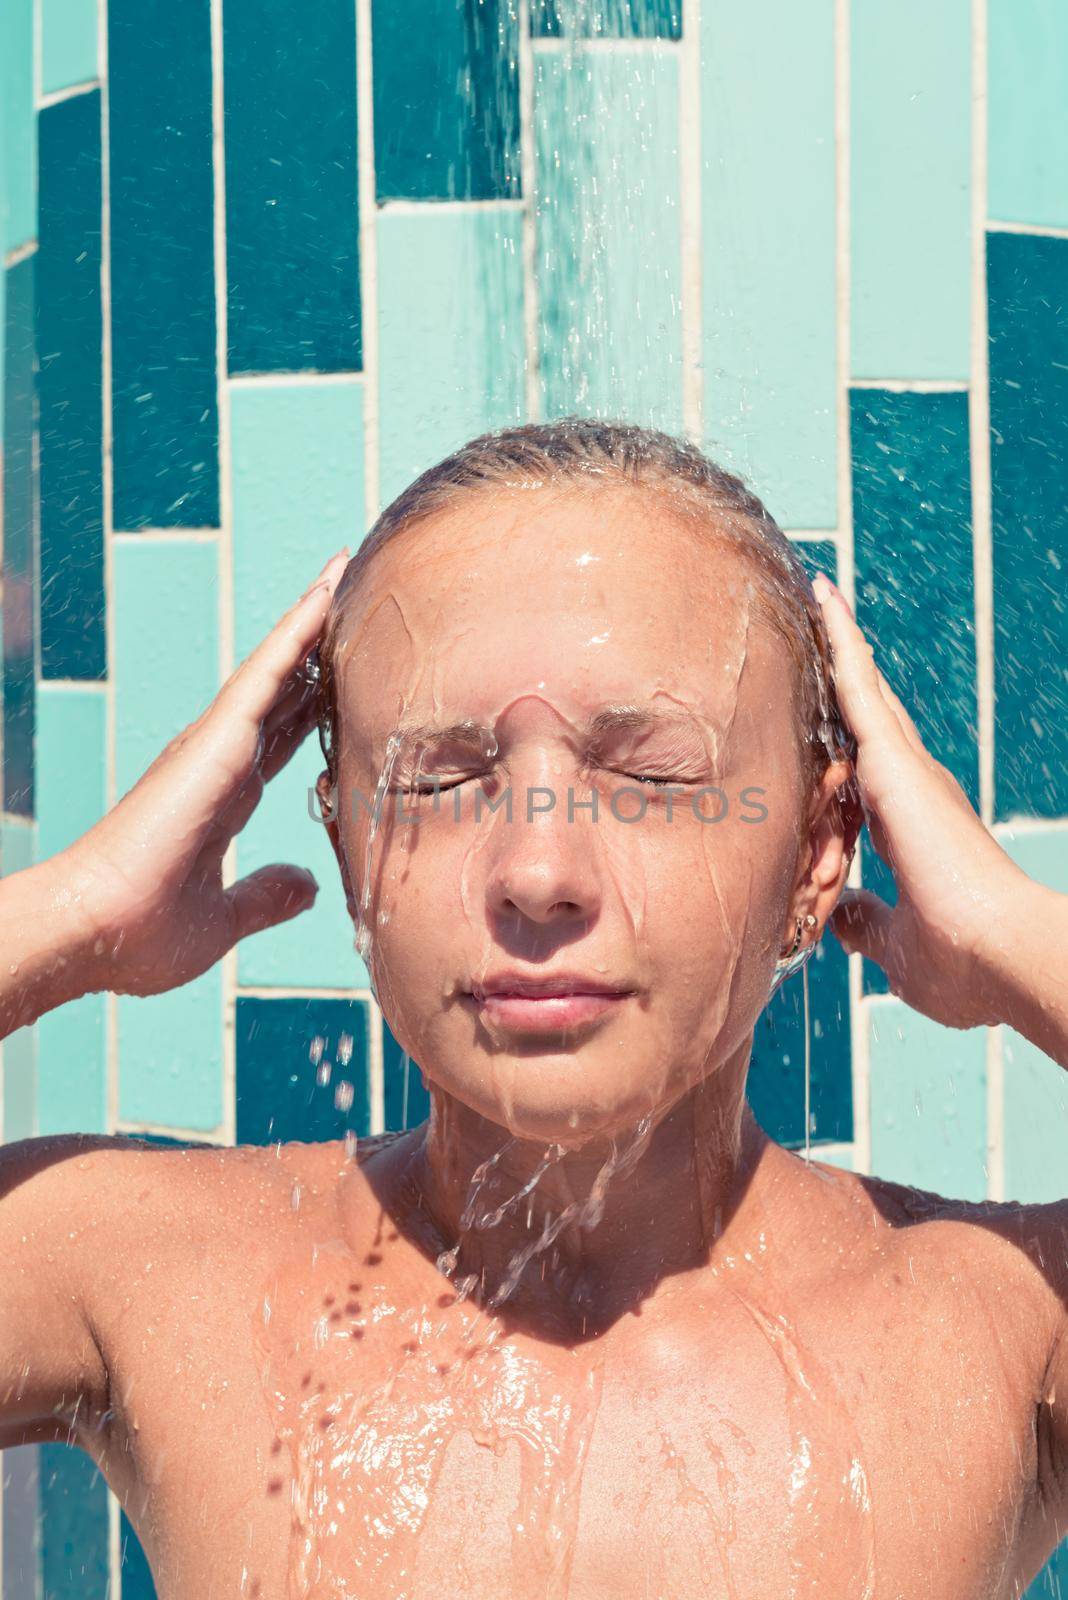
[355, 0, 381, 528]
[835, 0, 869, 1177]
[518, 0, 541, 424]
[210, 0, 238, 1151]
[111, 527, 219, 543]
[377, 197, 526, 214]
[850, 378, 969, 393]
[785, 528, 841, 543]
[37, 78, 99, 109]
[34, 677, 108, 692]
[2, 240, 37, 269]
[678, 0, 703, 446]
[987, 218, 1068, 239]
[970, 0, 1003, 1206]
[109, 1491, 120, 1589]
[992, 815, 1068, 837]
[228, 370, 366, 388]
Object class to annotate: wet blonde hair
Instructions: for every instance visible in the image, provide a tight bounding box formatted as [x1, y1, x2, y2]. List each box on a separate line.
[316, 416, 856, 802]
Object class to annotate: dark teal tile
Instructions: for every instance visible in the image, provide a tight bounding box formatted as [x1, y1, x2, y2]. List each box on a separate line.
[532, 0, 681, 37]
[223, 0, 360, 373]
[236, 997, 372, 1145]
[1026, 1540, 1068, 1599]
[988, 230, 1068, 819]
[120, 1511, 157, 1599]
[373, 0, 520, 201]
[850, 388, 977, 995]
[383, 1017, 431, 1132]
[3, 255, 36, 817]
[789, 539, 839, 586]
[749, 929, 853, 1148]
[108, 0, 218, 528]
[37, 89, 106, 680]
[39, 1443, 109, 1600]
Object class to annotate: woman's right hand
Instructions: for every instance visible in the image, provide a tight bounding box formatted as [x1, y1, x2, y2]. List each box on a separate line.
[58, 548, 349, 998]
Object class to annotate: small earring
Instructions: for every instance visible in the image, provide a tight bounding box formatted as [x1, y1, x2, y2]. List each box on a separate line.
[769, 913, 819, 1001]
[781, 912, 818, 961]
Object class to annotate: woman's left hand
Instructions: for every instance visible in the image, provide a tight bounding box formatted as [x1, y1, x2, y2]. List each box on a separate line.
[813, 572, 1037, 1031]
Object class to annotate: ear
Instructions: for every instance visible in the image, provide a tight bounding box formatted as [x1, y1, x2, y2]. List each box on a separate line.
[779, 758, 862, 952]
[316, 768, 357, 922]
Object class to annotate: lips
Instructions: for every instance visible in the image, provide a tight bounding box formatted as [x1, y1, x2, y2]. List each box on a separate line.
[464, 973, 635, 1033]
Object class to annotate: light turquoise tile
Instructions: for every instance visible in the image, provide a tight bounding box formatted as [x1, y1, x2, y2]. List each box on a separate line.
[989, 0, 1068, 229]
[2, 0, 36, 252]
[996, 826, 1068, 1202]
[377, 207, 525, 508]
[700, 0, 836, 529]
[868, 1000, 987, 1202]
[850, 0, 971, 381]
[41, 0, 98, 95]
[36, 686, 107, 861]
[1003, 1024, 1068, 1204]
[113, 539, 222, 1131]
[112, 538, 219, 796]
[1, 822, 37, 1143]
[38, 994, 107, 1135]
[534, 47, 683, 434]
[231, 378, 368, 988]
[118, 970, 223, 1131]
[35, 687, 109, 1136]
[997, 825, 1068, 897]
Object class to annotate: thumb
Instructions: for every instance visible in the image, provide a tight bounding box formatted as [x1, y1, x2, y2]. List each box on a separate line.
[829, 887, 896, 967]
[224, 864, 319, 943]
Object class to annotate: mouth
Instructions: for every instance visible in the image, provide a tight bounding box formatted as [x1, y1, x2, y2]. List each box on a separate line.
[462, 973, 636, 1034]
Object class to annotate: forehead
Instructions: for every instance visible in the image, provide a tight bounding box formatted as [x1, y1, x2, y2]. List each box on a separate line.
[332, 484, 790, 748]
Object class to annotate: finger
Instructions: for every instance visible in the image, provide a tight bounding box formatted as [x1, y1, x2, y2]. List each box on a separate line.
[828, 887, 897, 969]
[197, 688, 322, 861]
[812, 576, 911, 753]
[260, 690, 321, 786]
[223, 863, 319, 944]
[219, 549, 349, 732]
[875, 673, 931, 762]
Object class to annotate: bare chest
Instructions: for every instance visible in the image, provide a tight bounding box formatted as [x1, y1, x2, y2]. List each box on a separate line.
[95, 1250, 1042, 1600]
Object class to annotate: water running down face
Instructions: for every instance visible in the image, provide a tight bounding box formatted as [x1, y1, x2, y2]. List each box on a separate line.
[316, 479, 855, 1155]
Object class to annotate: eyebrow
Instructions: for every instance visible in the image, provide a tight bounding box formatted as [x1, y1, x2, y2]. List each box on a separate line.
[387, 704, 699, 748]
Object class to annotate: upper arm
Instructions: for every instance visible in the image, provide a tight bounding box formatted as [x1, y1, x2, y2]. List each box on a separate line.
[0, 1134, 117, 1449]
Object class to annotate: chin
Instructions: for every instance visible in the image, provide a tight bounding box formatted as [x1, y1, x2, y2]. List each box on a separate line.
[437, 1055, 666, 1150]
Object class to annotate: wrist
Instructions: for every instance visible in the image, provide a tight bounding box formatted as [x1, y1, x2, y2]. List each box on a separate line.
[21, 851, 112, 1009]
[975, 866, 1068, 1055]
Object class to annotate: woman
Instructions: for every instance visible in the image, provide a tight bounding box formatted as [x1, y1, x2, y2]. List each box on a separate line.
[1, 418, 1066, 1597]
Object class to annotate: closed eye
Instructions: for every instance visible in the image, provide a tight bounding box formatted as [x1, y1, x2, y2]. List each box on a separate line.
[620, 773, 689, 790]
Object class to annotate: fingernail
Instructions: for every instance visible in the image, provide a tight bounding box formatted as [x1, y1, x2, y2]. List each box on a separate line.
[812, 572, 832, 604]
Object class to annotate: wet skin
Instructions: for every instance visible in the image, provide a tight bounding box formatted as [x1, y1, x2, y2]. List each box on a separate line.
[6, 1127, 1068, 1599]
[5, 486, 1068, 1596]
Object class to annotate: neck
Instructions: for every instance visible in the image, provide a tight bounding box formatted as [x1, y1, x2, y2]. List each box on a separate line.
[391, 1035, 772, 1343]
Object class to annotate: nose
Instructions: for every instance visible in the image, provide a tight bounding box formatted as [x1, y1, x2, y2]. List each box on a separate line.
[483, 789, 604, 935]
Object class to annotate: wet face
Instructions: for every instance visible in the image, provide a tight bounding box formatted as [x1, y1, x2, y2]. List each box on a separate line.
[320, 484, 824, 1148]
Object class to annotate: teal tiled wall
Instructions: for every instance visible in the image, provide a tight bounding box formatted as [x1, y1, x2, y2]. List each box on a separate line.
[2, 2, 1068, 1595]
